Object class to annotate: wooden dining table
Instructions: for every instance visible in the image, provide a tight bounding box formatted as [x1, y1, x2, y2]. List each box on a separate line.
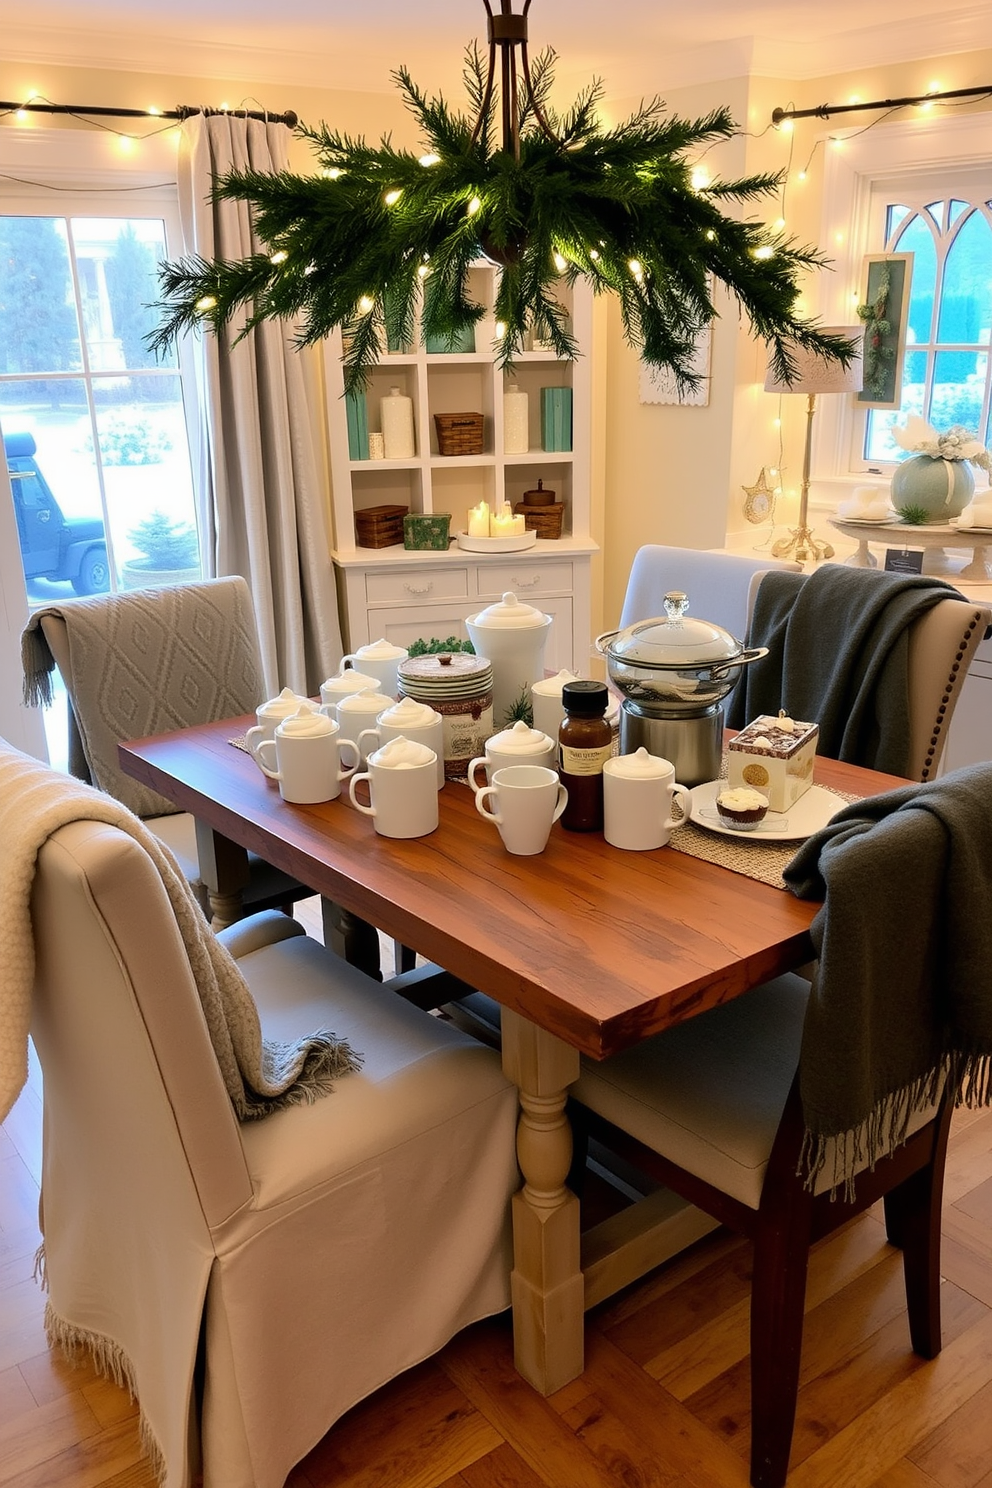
[119, 718, 907, 1398]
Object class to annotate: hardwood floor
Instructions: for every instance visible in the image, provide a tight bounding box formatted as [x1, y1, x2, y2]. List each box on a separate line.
[4, 908, 992, 1488]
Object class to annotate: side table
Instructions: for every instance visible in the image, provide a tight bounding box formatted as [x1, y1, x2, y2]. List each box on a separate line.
[828, 518, 992, 583]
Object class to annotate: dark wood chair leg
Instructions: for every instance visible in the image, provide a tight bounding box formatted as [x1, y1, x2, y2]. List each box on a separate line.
[393, 940, 417, 973]
[899, 1099, 954, 1358]
[748, 1193, 814, 1488]
[320, 900, 383, 981]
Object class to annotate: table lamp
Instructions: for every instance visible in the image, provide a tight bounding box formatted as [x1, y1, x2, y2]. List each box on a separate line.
[764, 327, 864, 563]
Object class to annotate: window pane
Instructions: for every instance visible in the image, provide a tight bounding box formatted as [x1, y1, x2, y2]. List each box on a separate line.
[936, 210, 992, 344]
[1, 380, 108, 599]
[931, 349, 986, 432]
[865, 349, 928, 461]
[886, 204, 911, 240]
[92, 375, 200, 587]
[894, 215, 938, 344]
[924, 201, 944, 231]
[69, 217, 175, 373]
[0, 217, 83, 377]
[949, 199, 970, 226]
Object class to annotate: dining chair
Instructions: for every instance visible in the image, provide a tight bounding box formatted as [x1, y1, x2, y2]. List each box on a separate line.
[16, 752, 519, 1488]
[20, 577, 386, 971]
[618, 544, 802, 637]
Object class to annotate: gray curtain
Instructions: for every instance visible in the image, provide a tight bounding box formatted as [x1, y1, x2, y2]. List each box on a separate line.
[177, 113, 343, 696]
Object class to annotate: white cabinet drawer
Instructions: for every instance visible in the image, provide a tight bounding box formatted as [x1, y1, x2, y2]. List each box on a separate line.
[365, 567, 470, 605]
[366, 602, 477, 650]
[476, 560, 574, 599]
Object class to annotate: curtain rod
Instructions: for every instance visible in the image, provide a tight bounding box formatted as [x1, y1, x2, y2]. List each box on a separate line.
[772, 83, 992, 124]
[0, 100, 298, 127]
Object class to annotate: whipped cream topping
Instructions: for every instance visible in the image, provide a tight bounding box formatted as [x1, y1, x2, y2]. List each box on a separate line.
[259, 686, 306, 720]
[372, 736, 436, 769]
[278, 702, 337, 738]
[321, 669, 381, 695]
[379, 697, 438, 728]
[488, 719, 553, 753]
[468, 591, 550, 628]
[717, 787, 768, 811]
[353, 637, 408, 660]
[608, 746, 672, 779]
[336, 690, 389, 715]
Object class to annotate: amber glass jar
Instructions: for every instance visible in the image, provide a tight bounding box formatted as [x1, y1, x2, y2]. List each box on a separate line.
[558, 680, 612, 832]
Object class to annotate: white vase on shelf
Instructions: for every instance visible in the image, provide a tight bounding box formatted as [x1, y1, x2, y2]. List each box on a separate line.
[380, 387, 415, 460]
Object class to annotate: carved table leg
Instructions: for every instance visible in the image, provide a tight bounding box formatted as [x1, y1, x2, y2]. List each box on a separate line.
[501, 1008, 584, 1396]
[320, 899, 383, 980]
[194, 820, 250, 930]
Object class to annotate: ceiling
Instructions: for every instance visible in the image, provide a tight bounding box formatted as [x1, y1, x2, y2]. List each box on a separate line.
[3, 0, 988, 101]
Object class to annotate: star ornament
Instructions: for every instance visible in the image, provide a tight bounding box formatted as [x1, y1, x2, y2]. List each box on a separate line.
[742, 468, 778, 524]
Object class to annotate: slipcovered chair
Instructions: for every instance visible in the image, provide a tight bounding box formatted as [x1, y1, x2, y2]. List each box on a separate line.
[618, 544, 802, 637]
[11, 746, 518, 1488]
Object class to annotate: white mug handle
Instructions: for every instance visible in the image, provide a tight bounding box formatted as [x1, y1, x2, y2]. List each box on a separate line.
[336, 737, 361, 780]
[255, 738, 281, 781]
[551, 783, 568, 824]
[349, 771, 376, 817]
[244, 724, 267, 758]
[475, 785, 503, 825]
[466, 756, 489, 795]
[664, 782, 692, 832]
[356, 726, 380, 758]
[317, 701, 338, 720]
[338, 654, 358, 672]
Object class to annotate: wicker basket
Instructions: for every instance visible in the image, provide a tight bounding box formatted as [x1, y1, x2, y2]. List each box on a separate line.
[434, 412, 484, 456]
[513, 501, 565, 539]
[355, 504, 407, 548]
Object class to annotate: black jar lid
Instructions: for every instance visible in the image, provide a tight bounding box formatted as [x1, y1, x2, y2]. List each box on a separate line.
[562, 680, 609, 716]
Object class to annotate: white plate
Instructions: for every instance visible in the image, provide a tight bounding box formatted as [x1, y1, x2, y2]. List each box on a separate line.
[949, 519, 992, 535]
[688, 781, 846, 842]
[456, 529, 538, 553]
[836, 515, 899, 525]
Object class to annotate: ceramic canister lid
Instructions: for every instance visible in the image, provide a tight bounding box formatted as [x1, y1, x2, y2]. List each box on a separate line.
[467, 591, 550, 629]
[607, 747, 673, 779]
[398, 652, 494, 700]
[487, 719, 554, 754]
[277, 702, 337, 737]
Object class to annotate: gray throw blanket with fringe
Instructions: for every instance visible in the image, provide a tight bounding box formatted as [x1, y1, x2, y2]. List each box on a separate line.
[783, 763, 992, 1192]
[0, 739, 360, 1125]
[726, 565, 959, 777]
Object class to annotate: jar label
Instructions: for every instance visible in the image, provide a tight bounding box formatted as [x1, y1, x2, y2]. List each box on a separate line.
[560, 743, 612, 775]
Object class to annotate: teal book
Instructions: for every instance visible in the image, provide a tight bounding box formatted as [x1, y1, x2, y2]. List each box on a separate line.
[424, 324, 476, 354]
[345, 389, 369, 460]
[541, 386, 573, 452]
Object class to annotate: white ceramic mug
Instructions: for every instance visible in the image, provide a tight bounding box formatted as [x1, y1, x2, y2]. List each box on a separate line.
[334, 639, 409, 701]
[333, 689, 391, 762]
[256, 705, 360, 804]
[467, 720, 558, 795]
[357, 696, 445, 787]
[475, 764, 567, 855]
[348, 736, 439, 838]
[602, 748, 691, 851]
[244, 686, 309, 759]
[319, 670, 382, 708]
[530, 670, 579, 740]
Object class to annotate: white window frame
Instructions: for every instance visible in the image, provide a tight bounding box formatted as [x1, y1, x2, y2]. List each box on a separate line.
[808, 111, 992, 510]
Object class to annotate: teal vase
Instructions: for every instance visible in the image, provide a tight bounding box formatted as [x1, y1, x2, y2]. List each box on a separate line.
[891, 454, 974, 523]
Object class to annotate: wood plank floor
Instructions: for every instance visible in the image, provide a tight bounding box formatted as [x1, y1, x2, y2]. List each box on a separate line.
[3, 903, 992, 1488]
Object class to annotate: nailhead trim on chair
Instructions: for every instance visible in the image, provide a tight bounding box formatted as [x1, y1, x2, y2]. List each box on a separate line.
[920, 615, 981, 781]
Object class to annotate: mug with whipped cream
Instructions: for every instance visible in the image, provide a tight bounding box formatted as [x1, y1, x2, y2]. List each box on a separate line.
[467, 718, 557, 795]
[348, 736, 439, 838]
[244, 686, 309, 759]
[255, 702, 360, 804]
[357, 696, 445, 787]
[333, 638, 409, 700]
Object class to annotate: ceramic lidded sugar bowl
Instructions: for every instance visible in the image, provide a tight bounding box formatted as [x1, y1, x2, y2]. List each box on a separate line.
[464, 591, 553, 730]
[467, 719, 558, 794]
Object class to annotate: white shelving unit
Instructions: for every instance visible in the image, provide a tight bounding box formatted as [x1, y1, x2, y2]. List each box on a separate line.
[325, 265, 596, 672]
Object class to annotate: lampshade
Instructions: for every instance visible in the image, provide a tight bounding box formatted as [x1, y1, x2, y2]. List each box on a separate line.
[764, 327, 865, 394]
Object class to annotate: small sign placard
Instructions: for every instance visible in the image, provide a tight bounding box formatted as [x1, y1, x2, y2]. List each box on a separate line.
[884, 547, 924, 574]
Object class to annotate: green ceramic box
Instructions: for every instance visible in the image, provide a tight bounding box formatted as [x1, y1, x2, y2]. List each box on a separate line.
[403, 513, 452, 550]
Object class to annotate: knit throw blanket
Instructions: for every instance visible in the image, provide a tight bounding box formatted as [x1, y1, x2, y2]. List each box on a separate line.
[726, 566, 959, 776]
[0, 741, 361, 1125]
[783, 762, 992, 1194]
[21, 579, 264, 820]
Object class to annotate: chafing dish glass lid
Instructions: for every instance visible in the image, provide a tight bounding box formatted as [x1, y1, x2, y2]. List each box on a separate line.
[605, 592, 744, 669]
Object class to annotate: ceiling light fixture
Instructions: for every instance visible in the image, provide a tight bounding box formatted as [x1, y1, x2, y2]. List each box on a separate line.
[150, 0, 855, 393]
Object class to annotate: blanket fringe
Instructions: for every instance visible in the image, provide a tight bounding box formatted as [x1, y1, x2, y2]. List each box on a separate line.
[32, 1242, 47, 1290]
[44, 1303, 167, 1484]
[20, 624, 55, 709]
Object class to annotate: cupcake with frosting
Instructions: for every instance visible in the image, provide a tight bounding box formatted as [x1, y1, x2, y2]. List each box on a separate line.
[715, 786, 769, 831]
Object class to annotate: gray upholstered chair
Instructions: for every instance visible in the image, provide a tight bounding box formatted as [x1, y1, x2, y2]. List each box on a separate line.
[618, 544, 802, 637]
[22, 784, 518, 1488]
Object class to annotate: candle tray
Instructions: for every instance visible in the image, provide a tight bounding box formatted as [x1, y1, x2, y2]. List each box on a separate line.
[456, 530, 538, 553]
[434, 411, 485, 456]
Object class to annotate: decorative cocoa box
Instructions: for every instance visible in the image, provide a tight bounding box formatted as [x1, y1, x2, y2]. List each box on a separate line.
[355, 504, 407, 548]
[403, 513, 452, 550]
[726, 713, 818, 811]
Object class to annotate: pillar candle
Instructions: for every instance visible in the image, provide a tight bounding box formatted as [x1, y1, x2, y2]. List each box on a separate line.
[467, 500, 490, 537]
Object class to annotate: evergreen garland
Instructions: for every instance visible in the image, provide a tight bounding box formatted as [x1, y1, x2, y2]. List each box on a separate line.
[149, 44, 856, 393]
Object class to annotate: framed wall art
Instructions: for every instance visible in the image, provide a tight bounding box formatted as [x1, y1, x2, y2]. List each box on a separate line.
[857, 252, 912, 409]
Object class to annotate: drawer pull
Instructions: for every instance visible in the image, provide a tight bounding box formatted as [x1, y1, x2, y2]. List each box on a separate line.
[403, 580, 434, 596]
[511, 573, 541, 588]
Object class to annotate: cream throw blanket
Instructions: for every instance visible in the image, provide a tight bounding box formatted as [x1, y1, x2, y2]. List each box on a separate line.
[0, 741, 361, 1125]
